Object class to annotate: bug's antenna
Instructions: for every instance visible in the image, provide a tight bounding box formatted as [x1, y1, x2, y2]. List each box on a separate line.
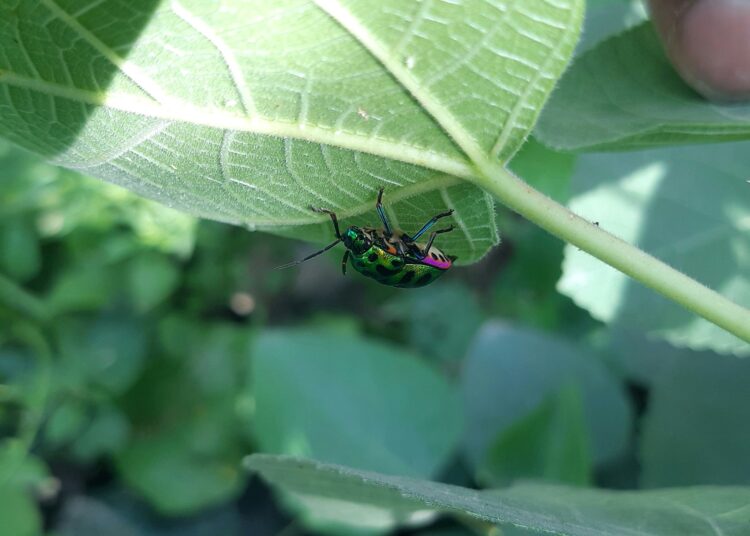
[275, 239, 342, 270]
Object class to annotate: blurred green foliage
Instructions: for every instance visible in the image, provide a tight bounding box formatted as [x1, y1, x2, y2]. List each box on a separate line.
[2, 117, 749, 534]
[1, 0, 749, 534]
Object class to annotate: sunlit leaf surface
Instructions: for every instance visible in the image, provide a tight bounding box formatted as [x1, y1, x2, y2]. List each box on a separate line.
[0, 0, 583, 261]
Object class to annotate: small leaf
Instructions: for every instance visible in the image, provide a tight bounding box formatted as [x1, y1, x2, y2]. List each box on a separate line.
[252, 328, 462, 478]
[0, 219, 40, 282]
[0, 488, 42, 536]
[558, 142, 750, 355]
[116, 427, 242, 516]
[478, 384, 591, 487]
[641, 351, 750, 486]
[56, 315, 148, 395]
[71, 405, 130, 461]
[461, 323, 630, 471]
[45, 399, 87, 447]
[128, 252, 180, 312]
[384, 281, 483, 362]
[536, 22, 750, 151]
[46, 264, 119, 315]
[247, 455, 750, 536]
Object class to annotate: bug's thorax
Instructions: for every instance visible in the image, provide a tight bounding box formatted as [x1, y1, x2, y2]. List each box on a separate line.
[341, 226, 372, 255]
[352, 227, 454, 269]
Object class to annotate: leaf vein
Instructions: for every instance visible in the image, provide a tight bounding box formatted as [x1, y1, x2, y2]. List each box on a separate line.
[170, 0, 257, 116]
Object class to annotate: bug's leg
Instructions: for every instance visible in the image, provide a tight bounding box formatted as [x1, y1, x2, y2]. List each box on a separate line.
[341, 250, 350, 275]
[408, 209, 455, 242]
[421, 226, 454, 257]
[311, 206, 342, 239]
[375, 187, 394, 237]
[275, 238, 342, 269]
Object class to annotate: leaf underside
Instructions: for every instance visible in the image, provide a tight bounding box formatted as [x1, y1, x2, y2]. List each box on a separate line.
[0, 0, 583, 262]
[247, 454, 750, 536]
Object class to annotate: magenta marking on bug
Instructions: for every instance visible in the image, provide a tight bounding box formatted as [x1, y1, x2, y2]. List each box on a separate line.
[422, 255, 452, 269]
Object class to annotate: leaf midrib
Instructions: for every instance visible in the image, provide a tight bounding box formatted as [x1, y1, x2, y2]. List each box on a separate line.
[311, 0, 490, 168]
[0, 71, 473, 181]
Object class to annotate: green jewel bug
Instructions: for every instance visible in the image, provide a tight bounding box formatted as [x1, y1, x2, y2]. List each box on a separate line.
[279, 188, 457, 288]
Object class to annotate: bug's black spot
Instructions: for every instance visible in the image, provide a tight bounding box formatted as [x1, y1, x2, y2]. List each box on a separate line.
[416, 273, 432, 286]
[376, 264, 399, 277]
[430, 252, 438, 260]
[400, 271, 415, 285]
[368, 253, 378, 262]
[392, 258, 403, 268]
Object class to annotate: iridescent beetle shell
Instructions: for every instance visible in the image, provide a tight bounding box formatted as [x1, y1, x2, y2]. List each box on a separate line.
[342, 227, 454, 288]
[278, 188, 457, 289]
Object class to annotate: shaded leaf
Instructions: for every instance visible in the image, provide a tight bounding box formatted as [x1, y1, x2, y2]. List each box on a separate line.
[641, 351, 750, 487]
[72, 404, 130, 461]
[252, 328, 462, 478]
[0, 487, 41, 536]
[508, 137, 575, 204]
[536, 23, 750, 151]
[0, 219, 40, 282]
[461, 323, 630, 470]
[116, 425, 243, 515]
[56, 315, 148, 395]
[478, 384, 591, 487]
[558, 142, 750, 355]
[384, 281, 483, 362]
[247, 454, 750, 536]
[128, 252, 180, 312]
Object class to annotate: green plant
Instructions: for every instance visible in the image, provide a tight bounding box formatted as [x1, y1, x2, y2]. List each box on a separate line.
[1, 1, 749, 535]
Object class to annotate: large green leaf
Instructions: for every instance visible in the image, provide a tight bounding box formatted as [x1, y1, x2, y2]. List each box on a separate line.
[558, 142, 750, 355]
[536, 22, 750, 151]
[247, 454, 750, 536]
[0, 0, 585, 262]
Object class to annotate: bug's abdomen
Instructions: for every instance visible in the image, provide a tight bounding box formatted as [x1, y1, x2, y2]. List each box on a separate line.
[350, 245, 445, 288]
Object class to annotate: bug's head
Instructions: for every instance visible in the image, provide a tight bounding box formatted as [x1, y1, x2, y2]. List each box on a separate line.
[342, 226, 371, 255]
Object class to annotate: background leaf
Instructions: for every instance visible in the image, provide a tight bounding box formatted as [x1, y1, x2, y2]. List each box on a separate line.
[641, 352, 750, 487]
[247, 454, 750, 536]
[558, 142, 750, 355]
[252, 327, 462, 533]
[461, 323, 631, 473]
[536, 23, 750, 151]
[478, 384, 591, 487]
[382, 281, 483, 362]
[252, 328, 462, 478]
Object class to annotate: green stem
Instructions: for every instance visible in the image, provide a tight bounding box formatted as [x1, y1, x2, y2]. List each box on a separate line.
[471, 159, 750, 344]
[313, 0, 750, 343]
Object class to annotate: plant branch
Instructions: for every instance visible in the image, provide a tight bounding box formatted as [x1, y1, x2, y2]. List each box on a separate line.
[470, 159, 750, 344]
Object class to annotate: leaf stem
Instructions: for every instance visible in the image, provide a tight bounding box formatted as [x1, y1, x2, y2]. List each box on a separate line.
[471, 159, 750, 344]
